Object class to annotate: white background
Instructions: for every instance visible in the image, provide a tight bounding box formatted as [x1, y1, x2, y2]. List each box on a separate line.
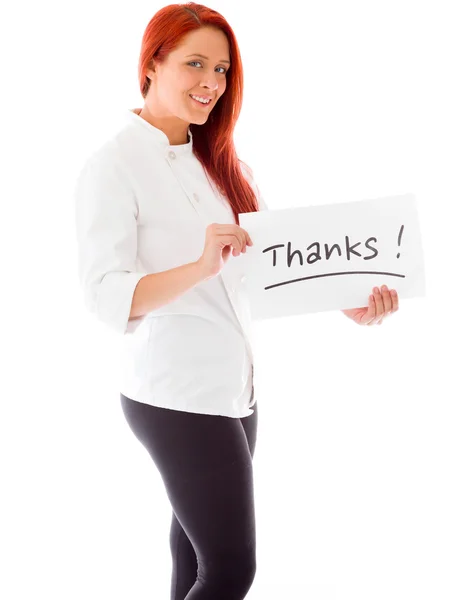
[2, 1, 459, 598]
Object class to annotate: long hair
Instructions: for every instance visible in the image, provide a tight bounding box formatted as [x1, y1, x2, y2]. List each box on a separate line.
[137, 2, 261, 225]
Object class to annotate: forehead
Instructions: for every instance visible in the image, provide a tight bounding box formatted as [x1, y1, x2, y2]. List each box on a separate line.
[174, 26, 230, 58]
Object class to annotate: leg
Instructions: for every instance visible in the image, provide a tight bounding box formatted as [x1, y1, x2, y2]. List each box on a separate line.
[120, 393, 258, 600]
[169, 398, 258, 599]
[169, 511, 198, 600]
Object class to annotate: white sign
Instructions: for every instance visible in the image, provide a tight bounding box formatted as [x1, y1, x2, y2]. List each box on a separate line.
[238, 193, 425, 321]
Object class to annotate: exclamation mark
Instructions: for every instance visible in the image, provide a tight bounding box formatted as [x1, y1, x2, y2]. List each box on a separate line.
[397, 225, 404, 258]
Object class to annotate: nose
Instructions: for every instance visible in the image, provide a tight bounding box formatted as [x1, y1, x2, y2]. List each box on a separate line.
[203, 84, 218, 93]
[200, 77, 219, 91]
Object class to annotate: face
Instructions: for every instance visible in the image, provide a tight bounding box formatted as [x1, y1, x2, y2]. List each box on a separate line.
[143, 26, 231, 140]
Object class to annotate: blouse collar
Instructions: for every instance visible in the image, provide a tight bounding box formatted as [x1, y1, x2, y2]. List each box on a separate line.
[126, 108, 193, 155]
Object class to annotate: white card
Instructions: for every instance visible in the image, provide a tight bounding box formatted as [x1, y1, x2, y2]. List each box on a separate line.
[238, 193, 425, 320]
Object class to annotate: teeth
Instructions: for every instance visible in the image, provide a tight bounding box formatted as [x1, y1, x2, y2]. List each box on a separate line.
[191, 95, 211, 104]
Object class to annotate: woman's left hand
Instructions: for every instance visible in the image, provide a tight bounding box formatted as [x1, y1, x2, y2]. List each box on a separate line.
[341, 285, 399, 326]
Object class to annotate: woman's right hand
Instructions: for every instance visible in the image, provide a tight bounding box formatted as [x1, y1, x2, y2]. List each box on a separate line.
[196, 223, 253, 280]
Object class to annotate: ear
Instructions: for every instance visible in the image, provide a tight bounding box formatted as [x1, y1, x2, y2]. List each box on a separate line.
[146, 60, 156, 81]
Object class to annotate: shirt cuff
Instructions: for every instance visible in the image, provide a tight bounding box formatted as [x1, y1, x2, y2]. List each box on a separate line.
[93, 271, 149, 335]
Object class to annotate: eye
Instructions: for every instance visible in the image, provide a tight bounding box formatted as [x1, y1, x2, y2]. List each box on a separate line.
[188, 61, 227, 74]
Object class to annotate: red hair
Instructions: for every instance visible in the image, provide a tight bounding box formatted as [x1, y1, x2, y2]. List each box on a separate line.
[137, 2, 261, 225]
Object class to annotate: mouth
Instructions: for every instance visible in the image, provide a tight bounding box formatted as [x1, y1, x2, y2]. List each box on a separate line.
[189, 94, 212, 107]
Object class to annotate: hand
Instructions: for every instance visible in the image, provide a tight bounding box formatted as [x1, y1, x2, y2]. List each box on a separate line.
[196, 223, 253, 281]
[341, 285, 399, 326]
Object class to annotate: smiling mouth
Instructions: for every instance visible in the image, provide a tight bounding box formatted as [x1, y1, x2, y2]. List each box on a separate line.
[189, 94, 212, 106]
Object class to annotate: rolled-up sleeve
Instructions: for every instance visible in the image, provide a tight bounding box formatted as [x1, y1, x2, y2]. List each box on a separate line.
[74, 150, 149, 335]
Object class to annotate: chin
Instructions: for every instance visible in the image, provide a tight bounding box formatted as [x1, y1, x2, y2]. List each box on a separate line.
[190, 114, 209, 125]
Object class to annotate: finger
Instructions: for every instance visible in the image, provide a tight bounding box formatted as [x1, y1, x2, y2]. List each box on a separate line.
[380, 285, 392, 315]
[373, 287, 384, 319]
[233, 240, 243, 255]
[233, 228, 246, 253]
[243, 229, 253, 246]
[365, 294, 378, 325]
[222, 234, 244, 255]
[233, 226, 245, 247]
[390, 289, 399, 312]
[236, 233, 246, 254]
[367, 294, 386, 326]
[231, 231, 246, 254]
[220, 227, 245, 254]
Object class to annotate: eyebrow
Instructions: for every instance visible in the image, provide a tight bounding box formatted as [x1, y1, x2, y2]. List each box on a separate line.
[185, 53, 231, 65]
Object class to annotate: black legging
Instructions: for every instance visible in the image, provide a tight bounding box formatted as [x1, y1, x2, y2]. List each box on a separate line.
[120, 390, 258, 600]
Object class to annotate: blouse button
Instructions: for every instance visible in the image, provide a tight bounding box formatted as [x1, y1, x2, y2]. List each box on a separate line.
[241, 275, 247, 283]
[168, 151, 176, 159]
[193, 193, 200, 202]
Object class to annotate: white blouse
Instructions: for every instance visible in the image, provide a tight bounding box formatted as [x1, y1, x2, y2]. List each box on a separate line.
[74, 108, 268, 418]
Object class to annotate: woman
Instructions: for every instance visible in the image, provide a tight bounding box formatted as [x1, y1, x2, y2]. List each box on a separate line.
[74, 3, 399, 599]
